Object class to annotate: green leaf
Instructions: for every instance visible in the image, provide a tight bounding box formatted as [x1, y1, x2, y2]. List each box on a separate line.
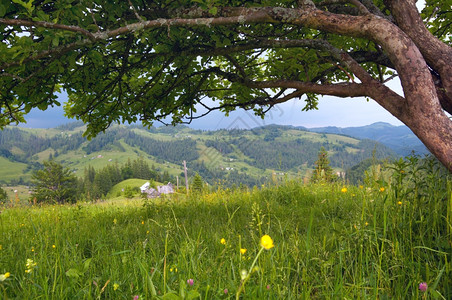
[83, 258, 92, 272]
[208, 7, 218, 15]
[187, 290, 201, 300]
[52, 36, 59, 47]
[0, 5, 6, 17]
[65, 268, 81, 279]
[161, 292, 182, 300]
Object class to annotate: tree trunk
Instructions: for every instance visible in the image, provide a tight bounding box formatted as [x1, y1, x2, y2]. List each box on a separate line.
[300, 8, 452, 172]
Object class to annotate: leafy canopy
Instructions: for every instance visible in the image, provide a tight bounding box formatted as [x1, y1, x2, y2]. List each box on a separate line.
[0, 0, 399, 137]
[0, 0, 451, 141]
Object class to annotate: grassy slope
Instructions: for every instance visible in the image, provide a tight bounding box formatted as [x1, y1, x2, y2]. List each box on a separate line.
[107, 178, 153, 198]
[0, 175, 450, 299]
[0, 157, 29, 182]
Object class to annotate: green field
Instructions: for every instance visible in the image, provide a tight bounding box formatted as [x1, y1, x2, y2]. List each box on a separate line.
[0, 157, 29, 183]
[1, 166, 450, 299]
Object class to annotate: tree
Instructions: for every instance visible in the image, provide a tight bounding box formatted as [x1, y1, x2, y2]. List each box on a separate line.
[191, 172, 204, 193]
[1, 1, 451, 172]
[0, 186, 7, 204]
[31, 160, 78, 204]
[311, 147, 335, 183]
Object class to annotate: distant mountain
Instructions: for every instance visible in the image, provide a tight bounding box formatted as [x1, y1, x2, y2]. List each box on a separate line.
[0, 123, 396, 187]
[306, 122, 427, 156]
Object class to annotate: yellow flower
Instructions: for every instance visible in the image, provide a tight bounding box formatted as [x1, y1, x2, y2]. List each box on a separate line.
[220, 238, 226, 245]
[341, 187, 347, 193]
[0, 272, 10, 282]
[113, 218, 117, 224]
[365, 222, 369, 226]
[52, 245, 56, 249]
[113, 283, 119, 290]
[260, 235, 274, 250]
[397, 201, 402, 205]
[380, 187, 385, 192]
[359, 185, 363, 189]
[141, 221, 144, 225]
[0, 245, 2, 250]
[240, 248, 247, 255]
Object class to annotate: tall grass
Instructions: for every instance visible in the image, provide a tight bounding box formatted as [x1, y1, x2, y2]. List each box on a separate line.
[0, 157, 450, 299]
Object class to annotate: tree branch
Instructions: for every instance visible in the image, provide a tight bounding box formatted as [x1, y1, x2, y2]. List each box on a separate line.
[0, 18, 96, 40]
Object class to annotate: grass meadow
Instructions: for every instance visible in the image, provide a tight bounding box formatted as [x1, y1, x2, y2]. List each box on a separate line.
[0, 159, 451, 299]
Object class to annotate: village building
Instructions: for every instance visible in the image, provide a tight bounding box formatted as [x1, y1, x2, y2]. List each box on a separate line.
[140, 182, 175, 198]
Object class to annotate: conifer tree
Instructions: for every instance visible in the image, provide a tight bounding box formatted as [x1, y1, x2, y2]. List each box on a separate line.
[31, 161, 77, 204]
[311, 147, 335, 183]
[191, 173, 204, 193]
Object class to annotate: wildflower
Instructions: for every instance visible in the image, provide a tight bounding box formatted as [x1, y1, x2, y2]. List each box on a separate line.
[0, 272, 10, 282]
[419, 282, 428, 292]
[113, 218, 117, 224]
[25, 258, 37, 273]
[187, 279, 194, 286]
[141, 221, 144, 225]
[359, 185, 363, 189]
[113, 283, 119, 291]
[240, 269, 248, 280]
[260, 235, 274, 250]
[240, 248, 247, 255]
[224, 289, 228, 294]
[365, 222, 369, 226]
[266, 285, 271, 290]
[380, 187, 385, 192]
[52, 244, 56, 249]
[397, 201, 402, 205]
[133, 296, 139, 300]
[31, 247, 34, 252]
[341, 187, 347, 193]
[220, 238, 226, 245]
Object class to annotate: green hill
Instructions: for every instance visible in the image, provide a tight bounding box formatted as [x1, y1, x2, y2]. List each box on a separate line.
[0, 123, 397, 187]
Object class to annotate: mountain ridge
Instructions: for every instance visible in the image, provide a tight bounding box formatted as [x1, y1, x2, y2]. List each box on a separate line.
[304, 122, 427, 156]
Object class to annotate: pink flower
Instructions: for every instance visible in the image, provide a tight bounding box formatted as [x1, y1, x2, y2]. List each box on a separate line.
[224, 288, 228, 294]
[133, 296, 139, 300]
[419, 282, 428, 292]
[266, 285, 270, 290]
[187, 279, 194, 286]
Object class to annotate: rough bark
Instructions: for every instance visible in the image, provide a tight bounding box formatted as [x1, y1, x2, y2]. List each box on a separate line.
[384, 0, 452, 115]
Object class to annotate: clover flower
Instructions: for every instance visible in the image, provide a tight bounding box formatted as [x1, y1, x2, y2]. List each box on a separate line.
[187, 279, 194, 286]
[419, 282, 428, 292]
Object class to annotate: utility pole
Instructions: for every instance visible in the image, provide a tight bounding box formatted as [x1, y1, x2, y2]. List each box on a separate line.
[183, 160, 189, 194]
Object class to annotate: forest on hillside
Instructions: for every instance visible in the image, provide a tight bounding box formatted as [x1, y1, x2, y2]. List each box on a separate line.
[0, 124, 397, 187]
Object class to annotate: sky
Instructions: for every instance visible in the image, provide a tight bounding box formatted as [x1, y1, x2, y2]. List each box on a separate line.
[20, 1, 427, 131]
[20, 90, 404, 130]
